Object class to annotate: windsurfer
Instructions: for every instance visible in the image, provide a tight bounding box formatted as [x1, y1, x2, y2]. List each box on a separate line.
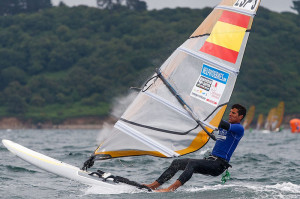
[145, 104, 246, 192]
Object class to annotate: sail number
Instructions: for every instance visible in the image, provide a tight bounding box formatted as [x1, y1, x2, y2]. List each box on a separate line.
[234, 0, 258, 11]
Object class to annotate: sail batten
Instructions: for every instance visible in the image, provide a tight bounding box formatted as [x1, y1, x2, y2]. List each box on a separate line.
[179, 46, 239, 74]
[115, 121, 180, 157]
[144, 90, 218, 130]
[143, 91, 194, 121]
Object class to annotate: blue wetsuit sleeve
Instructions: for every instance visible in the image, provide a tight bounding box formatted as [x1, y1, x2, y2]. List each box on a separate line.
[229, 124, 244, 138]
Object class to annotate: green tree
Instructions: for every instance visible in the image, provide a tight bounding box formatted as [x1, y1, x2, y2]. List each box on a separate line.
[97, 0, 116, 9]
[126, 0, 146, 11]
[26, 0, 52, 12]
[0, 66, 27, 86]
[97, 0, 146, 10]
[292, 0, 300, 14]
[0, 0, 52, 16]
[6, 95, 27, 114]
[4, 81, 30, 114]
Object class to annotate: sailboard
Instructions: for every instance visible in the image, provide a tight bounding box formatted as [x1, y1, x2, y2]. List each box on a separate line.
[3, 0, 262, 189]
[242, 105, 255, 129]
[82, 0, 262, 170]
[2, 139, 150, 193]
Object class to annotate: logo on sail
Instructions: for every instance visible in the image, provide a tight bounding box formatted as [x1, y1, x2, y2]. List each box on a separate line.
[202, 66, 228, 84]
[233, 0, 259, 11]
[191, 64, 229, 107]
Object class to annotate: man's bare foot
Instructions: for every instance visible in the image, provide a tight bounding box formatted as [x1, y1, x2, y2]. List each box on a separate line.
[154, 180, 182, 192]
[144, 181, 161, 190]
[154, 188, 171, 192]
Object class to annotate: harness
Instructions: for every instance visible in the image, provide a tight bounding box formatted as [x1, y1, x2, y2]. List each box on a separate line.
[205, 155, 232, 184]
[205, 155, 232, 168]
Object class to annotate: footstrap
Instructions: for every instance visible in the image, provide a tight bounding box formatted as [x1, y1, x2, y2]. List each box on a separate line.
[89, 170, 151, 192]
[113, 176, 152, 192]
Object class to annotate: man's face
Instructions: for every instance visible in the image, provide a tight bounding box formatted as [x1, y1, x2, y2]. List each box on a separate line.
[228, 108, 243, 124]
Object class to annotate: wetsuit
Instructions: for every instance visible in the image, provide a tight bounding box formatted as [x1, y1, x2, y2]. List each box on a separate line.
[155, 120, 244, 185]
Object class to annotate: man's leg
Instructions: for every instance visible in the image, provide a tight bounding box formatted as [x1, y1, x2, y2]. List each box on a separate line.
[145, 159, 190, 190]
[156, 158, 223, 192]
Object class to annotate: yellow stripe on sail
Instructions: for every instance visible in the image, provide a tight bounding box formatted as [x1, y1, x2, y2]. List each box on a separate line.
[95, 150, 166, 158]
[206, 21, 246, 52]
[176, 105, 227, 155]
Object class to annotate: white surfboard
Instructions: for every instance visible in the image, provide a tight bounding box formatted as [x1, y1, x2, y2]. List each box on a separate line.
[2, 139, 143, 193]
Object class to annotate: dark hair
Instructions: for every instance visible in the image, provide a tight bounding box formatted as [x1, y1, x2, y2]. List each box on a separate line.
[231, 104, 247, 121]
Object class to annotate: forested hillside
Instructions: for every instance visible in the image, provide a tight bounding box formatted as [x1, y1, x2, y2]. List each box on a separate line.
[0, 5, 299, 124]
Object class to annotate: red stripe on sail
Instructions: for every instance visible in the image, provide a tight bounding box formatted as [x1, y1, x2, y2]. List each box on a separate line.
[219, 10, 250, 29]
[200, 41, 239, 63]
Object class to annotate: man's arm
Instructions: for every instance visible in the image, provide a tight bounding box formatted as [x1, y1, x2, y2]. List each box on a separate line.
[218, 120, 230, 130]
[218, 120, 243, 138]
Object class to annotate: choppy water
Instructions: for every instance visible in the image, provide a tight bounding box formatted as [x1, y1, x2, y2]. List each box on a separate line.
[1, 128, 300, 198]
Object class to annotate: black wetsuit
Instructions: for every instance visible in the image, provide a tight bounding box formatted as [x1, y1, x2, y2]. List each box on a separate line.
[155, 120, 243, 185]
[156, 157, 230, 185]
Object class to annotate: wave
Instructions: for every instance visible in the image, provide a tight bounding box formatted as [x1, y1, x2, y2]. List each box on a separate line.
[5, 165, 37, 173]
[265, 182, 300, 194]
[0, 176, 13, 181]
[83, 184, 143, 195]
[0, 147, 7, 151]
[82, 182, 300, 197]
[184, 182, 300, 198]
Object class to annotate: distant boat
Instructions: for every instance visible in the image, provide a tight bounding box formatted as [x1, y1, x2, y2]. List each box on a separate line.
[256, 114, 264, 130]
[271, 101, 285, 132]
[264, 108, 276, 131]
[243, 105, 255, 129]
[290, 118, 300, 133]
[264, 101, 284, 132]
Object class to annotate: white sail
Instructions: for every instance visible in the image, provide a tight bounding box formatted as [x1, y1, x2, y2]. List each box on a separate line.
[91, 0, 262, 161]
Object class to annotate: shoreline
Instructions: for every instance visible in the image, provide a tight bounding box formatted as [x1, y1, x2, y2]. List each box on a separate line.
[0, 116, 117, 130]
[0, 115, 296, 130]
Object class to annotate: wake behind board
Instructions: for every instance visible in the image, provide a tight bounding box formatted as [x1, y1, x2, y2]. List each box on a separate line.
[2, 139, 150, 193]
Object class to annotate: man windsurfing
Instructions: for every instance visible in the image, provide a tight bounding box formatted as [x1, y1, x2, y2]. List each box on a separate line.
[145, 104, 247, 192]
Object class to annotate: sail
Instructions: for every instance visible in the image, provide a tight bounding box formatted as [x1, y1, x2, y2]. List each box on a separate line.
[242, 105, 255, 129]
[270, 101, 285, 131]
[91, 0, 262, 162]
[256, 114, 264, 130]
[265, 108, 276, 130]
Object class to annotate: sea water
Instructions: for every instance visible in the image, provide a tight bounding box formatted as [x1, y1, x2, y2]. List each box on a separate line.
[1, 129, 300, 199]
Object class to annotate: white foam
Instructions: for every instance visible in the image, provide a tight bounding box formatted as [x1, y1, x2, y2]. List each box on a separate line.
[199, 147, 212, 155]
[83, 184, 143, 195]
[261, 130, 271, 134]
[183, 182, 300, 197]
[111, 92, 138, 118]
[265, 182, 300, 194]
[185, 184, 236, 192]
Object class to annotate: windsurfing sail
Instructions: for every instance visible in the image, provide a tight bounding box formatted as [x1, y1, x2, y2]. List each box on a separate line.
[242, 105, 255, 129]
[264, 101, 285, 131]
[256, 113, 264, 130]
[264, 108, 276, 130]
[83, 0, 262, 169]
[270, 101, 285, 131]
